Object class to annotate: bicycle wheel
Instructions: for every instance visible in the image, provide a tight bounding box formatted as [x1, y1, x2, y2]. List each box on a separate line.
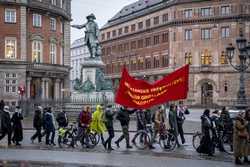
[222, 134, 233, 155]
[88, 133, 97, 147]
[132, 130, 150, 150]
[192, 132, 202, 151]
[159, 132, 177, 151]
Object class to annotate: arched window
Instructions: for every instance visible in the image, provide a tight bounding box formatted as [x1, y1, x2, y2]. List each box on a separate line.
[32, 41, 43, 63]
[201, 49, 212, 65]
[220, 51, 228, 64]
[185, 52, 192, 65]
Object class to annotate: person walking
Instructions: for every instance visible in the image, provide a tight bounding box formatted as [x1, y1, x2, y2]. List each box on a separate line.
[31, 106, 43, 143]
[44, 107, 56, 146]
[11, 106, 23, 146]
[90, 105, 107, 147]
[153, 106, 166, 141]
[115, 106, 136, 149]
[132, 109, 146, 144]
[197, 109, 214, 156]
[177, 102, 186, 144]
[233, 111, 249, 165]
[0, 100, 5, 111]
[77, 106, 92, 148]
[169, 104, 180, 147]
[0, 106, 12, 146]
[104, 104, 115, 151]
[56, 109, 68, 128]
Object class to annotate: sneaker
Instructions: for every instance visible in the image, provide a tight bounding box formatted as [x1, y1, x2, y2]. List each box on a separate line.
[126, 145, 133, 149]
[115, 141, 120, 148]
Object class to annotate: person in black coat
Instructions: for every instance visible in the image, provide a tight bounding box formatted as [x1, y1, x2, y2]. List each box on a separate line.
[0, 100, 5, 111]
[31, 106, 43, 143]
[44, 107, 56, 145]
[56, 109, 68, 128]
[115, 106, 136, 149]
[0, 106, 12, 145]
[11, 106, 23, 146]
[104, 105, 115, 151]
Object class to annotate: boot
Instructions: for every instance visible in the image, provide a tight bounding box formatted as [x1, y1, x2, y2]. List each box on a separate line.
[126, 145, 133, 149]
[114, 141, 120, 148]
[235, 157, 242, 165]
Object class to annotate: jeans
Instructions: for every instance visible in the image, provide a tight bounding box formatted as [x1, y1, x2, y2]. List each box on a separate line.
[31, 127, 42, 143]
[105, 127, 114, 149]
[45, 129, 55, 145]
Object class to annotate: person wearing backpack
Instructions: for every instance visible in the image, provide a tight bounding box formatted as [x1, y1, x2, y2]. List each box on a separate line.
[56, 109, 68, 128]
[177, 101, 186, 144]
[0, 106, 12, 146]
[104, 104, 115, 151]
[115, 106, 136, 149]
[31, 106, 43, 143]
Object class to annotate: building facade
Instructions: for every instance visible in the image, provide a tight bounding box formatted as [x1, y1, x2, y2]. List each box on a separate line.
[0, 0, 71, 106]
[70, 37, 90, 90]
[100, 0, 250, 107]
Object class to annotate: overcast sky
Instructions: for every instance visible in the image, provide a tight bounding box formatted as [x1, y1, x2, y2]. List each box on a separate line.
[71, 0, 136, 42]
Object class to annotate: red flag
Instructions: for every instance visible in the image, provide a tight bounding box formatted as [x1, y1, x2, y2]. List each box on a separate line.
[115, 65, 189, 109]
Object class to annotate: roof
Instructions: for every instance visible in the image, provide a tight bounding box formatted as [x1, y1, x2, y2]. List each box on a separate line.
[102, 0, 210, 29]
[71, 37, 86, 49]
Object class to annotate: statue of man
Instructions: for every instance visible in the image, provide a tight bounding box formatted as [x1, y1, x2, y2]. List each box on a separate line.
[72, 13, 101, 58]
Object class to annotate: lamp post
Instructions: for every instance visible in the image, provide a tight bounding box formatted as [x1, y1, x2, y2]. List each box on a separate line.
[226, 33, 250, 109]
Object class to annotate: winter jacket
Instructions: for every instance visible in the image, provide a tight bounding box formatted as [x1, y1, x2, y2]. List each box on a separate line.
[33, 109, 42, 129]
[79, 110, 92, 127]
[105, 108, 115, 129]
[44, 112, 55, 132]
[1, 110, 11, 131]
[116, 107, 136, 126]
[56, 111, 68, 128]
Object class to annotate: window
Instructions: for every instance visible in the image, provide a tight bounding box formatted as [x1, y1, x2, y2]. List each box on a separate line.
[221, 6, 230, 15]
[124, 26, 129, 33]
[50, 43, 57, 64]
[107, 32, 110, 39]
[146, 19, 151, 28]
[162, 55, 169, 67]
[153, 35, 160, 45]
[185, 29, 192, 40]
[221, 27, 230, 38]
[145, 58, 151, 69]
[184, 9, 193, 18]
[201, 7, 213, 17]
[60, 46, 63, 65]
[5, 37, 16, 59]
[124, 43, 129, 51]
[138, 58, 144, 70]
[137, 39, 143, 48]
[138, 22, 143, 30]
[112, 30, 117, 37]
[101, 33, 105, 40]
[220, 51, 228, 64]
[32, 41, 43, 63]
[5, 73, 17, 94]
[162, 33, 168, 43]
[131, 24, 136, 32]
[33, 14, 42, 27]
[131, 59, 137, 71]
[131, 41, 136, 50]
[153, 56, 160, 68]
[201, 49, 212, 65]
[162, 13, 168, 23]
[50, 18, 57, 31]
[153, 16, 159, 25]
[185, 52, 192, 65]
[51, 0, 56, 5]
[201, 28, 212, 40]
[224, 82, 228, 92]
[5, 9, 16, 23]
[118, 28, 122, 35]
[60, 0, 64, 8]
[60, 21, 64, 33]
[173, 32, 176, 41]
[145, 37, 151, 47]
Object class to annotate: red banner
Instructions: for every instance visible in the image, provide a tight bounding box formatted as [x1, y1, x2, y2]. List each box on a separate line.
[115, 65, 189, 109]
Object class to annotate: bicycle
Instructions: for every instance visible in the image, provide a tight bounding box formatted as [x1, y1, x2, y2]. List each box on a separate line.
[158, 123, 177, 151]
[132, 124, 153, 150]
[58, 122, 78, 148]
[75, 127, 97, 148]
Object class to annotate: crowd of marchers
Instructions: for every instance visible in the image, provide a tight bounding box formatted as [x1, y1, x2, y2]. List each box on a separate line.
[0, 99, 250, 165]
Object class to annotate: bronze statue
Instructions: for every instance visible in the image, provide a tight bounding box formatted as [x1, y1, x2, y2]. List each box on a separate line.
[72, 13, 101, 58]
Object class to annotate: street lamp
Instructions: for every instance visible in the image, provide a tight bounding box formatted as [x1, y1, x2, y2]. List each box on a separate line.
[225, 33, 250, 109]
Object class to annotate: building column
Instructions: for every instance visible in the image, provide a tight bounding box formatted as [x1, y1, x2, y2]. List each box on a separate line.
[20, 6, 27, 60]
[41, 78, 46, 99]
[45, 79, 49, 99]
[26, 77, 31, 99]
[54, 79, 61, 100]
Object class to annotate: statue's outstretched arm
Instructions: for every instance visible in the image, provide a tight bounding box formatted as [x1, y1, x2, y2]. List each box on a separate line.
[71, 24, 86, 29]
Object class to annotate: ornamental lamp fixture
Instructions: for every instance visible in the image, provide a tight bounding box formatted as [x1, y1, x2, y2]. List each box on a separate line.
[236, 33, 247, 51]
[226, 43, 235, 61]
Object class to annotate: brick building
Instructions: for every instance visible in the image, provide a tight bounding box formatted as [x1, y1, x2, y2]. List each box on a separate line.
[100, 0, 250, 107]
[0, 0, 71, 106]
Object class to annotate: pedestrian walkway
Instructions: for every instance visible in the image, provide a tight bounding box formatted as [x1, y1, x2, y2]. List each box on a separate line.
[0, 149, 237, 167]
